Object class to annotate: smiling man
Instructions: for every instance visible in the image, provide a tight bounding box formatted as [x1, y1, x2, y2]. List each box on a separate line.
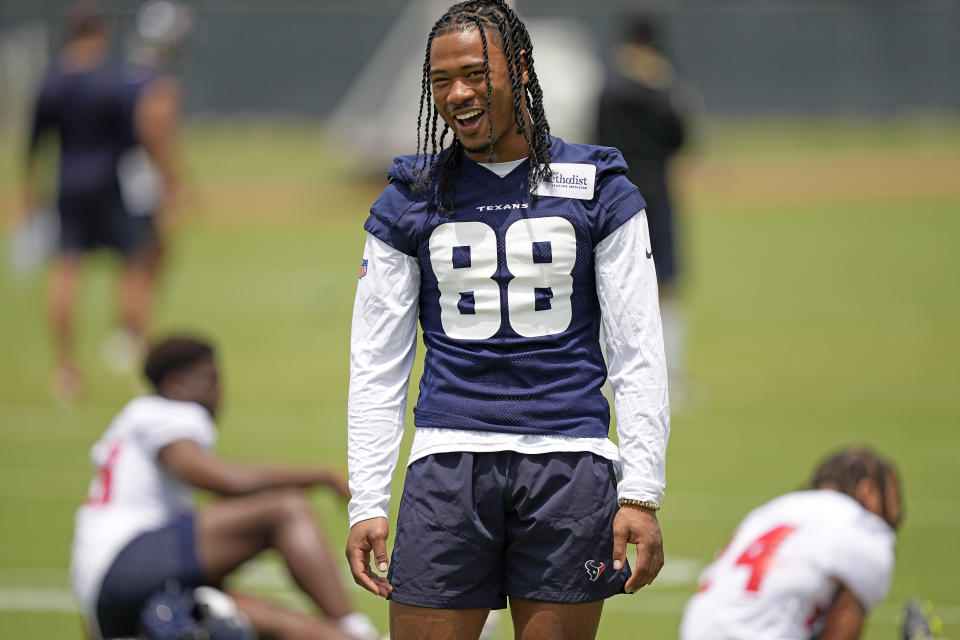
[345, 2, 670, 639]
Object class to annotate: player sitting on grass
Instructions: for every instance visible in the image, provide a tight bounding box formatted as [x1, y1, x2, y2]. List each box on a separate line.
[70, 335, 381, 640]
[680, 446, 902, 640]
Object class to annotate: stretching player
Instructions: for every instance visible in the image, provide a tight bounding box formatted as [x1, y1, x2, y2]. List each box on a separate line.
[680, 447, 902, 640]
[71, 336, 381, 640]
[345, 2, 669, 639]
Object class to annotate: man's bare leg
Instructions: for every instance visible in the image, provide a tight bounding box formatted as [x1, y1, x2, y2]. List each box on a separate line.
[97, 258, 152, 375]
[48, 253, 83, 399]
[195, 487, 352, 619]
[229, 591, 354, 640]
[390, 601, 490, 640]
[142, 229, 167, 282]
[509, 598, 603, 640]
[117, 255, 153, 343]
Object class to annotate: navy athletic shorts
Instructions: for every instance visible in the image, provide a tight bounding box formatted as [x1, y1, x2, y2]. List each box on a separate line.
[96, 513, 207, 638]
[58, 191, 154, 256]
[387, 451, 629, 610]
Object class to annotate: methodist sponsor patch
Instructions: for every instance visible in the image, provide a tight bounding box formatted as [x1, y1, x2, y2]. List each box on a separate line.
[533, 163, 596, 200]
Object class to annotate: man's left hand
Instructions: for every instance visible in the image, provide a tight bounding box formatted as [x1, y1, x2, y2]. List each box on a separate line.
[612, 505, 664, 594]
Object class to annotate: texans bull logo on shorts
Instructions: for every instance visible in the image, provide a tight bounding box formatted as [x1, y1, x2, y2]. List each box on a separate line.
[584, 560, 606, 582]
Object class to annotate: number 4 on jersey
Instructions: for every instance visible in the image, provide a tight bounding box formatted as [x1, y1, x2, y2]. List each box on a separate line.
[85, 442, 123, 506]
[735, 524, 797, 592]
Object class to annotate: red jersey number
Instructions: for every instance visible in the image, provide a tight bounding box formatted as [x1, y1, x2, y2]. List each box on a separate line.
[735, 524, 797, 592]
[85, 442, 123, 506]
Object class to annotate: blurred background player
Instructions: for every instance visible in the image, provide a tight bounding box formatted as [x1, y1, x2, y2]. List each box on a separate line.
[70, 334, 382, 640]
[21, 3, 185, 401]
[680, 446, 902, 640]
[594, 16, 700, 400]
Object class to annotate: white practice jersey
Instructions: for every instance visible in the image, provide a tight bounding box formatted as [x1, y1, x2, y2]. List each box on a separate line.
[70, 396, 216, 617]
[680, 490, 896, 640]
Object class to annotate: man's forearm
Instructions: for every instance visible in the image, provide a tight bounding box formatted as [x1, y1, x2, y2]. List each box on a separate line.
[819, 586, 866, 640]
[596, 212, 670, 504]
[346, 234, 420, 525]
[136, 77, 182, 194]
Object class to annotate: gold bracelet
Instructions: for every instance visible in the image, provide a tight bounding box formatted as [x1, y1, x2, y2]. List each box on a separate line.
[618, 498, 660, 511]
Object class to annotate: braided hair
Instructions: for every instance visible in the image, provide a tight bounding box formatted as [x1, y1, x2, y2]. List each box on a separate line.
[413, 0, 552, 215]
[811, 446, 900, 525]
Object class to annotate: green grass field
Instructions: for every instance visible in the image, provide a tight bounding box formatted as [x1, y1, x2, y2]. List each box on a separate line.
[1, 117, 958, 639]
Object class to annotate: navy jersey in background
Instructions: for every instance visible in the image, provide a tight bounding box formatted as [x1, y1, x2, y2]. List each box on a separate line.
[29, 62, 142, 203]
[28, 62, 157, 254]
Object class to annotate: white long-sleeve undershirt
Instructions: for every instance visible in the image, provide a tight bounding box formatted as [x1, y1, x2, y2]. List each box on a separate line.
[347, 210, 670, 527]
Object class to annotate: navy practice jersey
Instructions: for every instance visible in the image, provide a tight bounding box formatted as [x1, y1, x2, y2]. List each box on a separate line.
[365, 137, 646, 439]
[29, 62, 144, 202]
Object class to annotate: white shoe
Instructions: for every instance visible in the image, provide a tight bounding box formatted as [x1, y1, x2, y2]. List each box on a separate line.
[338, 612, 383, 640]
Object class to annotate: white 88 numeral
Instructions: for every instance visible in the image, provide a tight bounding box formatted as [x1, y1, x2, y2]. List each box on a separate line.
[429, 217, 576, 340]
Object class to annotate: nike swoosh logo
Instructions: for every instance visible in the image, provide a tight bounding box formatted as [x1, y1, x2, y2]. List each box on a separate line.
[646, 248, 653, 259]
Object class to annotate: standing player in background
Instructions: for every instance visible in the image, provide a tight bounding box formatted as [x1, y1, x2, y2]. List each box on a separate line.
[21, 5, 183, 400]
[595, 16, 699, 401]
[345, 2, 670, 638]
[71, 335, 382, 640]
[680, 447, 902, 640]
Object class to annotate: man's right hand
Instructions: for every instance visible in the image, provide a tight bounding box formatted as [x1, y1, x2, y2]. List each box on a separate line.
[346, 517, 393, 598]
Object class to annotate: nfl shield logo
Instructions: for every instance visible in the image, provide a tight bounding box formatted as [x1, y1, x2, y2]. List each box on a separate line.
[359, 258, 368, 279]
